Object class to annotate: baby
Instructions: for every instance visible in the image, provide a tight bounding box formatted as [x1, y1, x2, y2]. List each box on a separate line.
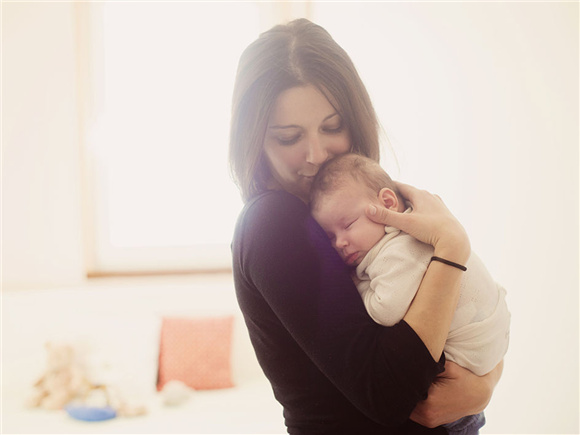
[310, 154, 510, 435]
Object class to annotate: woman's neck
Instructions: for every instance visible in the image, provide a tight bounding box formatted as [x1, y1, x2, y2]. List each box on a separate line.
[265, 178, 309, 204]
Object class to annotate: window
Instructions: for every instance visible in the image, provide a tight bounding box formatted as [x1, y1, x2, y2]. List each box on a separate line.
[80, 3, 308, 275]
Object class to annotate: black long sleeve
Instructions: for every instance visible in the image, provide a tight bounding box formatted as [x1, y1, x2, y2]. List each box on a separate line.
[232, 190, 446, 434]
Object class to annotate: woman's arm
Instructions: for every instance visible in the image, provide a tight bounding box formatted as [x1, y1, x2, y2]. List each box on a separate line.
[366, 182, 470, 360]
[234, 190, 444, 426]
[367, 182, 501, 424]
[361, 235, 434, 327]
[404, 260, 464, 360]
[410, 360, 504, 427]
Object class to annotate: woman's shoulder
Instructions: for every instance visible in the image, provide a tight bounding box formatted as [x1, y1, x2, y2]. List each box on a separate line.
[246, 189, 306, 211]
[232, 189, 329, 278]
[238, 190, 310, 228]
[233, 189, 322, 256]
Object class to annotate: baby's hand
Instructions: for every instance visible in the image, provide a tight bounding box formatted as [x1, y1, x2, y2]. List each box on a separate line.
[365, 182, 470, 265]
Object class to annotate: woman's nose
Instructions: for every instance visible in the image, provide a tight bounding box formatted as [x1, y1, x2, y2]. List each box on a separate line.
[306, 137, 328, 166]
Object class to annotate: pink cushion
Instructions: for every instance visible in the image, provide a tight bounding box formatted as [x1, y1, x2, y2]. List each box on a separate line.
[157, 316, 234, 391]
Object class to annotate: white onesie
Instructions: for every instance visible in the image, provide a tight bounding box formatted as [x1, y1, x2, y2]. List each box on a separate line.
[355, 224, 510, 376]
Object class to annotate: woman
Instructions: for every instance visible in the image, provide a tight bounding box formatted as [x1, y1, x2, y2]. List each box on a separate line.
[229, 19, 502, 434]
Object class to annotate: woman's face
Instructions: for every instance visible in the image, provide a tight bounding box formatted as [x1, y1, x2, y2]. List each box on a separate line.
[263, 85, 351, 202]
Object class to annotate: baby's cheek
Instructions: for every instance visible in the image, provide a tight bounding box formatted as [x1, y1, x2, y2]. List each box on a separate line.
[365, 225, 386, 248]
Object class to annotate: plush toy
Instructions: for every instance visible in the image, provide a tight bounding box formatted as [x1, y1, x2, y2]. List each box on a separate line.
[28, 341, 148, 418]
[27, 342, 93, 410]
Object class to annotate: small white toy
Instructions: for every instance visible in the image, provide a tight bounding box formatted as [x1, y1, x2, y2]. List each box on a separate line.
[161, 380, 195, 407]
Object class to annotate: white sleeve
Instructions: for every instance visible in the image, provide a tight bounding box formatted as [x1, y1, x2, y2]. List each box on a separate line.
[361, 234, 433, 327]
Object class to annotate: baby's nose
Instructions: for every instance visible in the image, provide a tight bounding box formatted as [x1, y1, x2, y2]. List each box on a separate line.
[335, 236, 348, 248]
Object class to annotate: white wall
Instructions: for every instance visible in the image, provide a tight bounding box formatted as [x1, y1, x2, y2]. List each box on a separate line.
[3, 2, 86, 288]
[312, 2, 579, 433]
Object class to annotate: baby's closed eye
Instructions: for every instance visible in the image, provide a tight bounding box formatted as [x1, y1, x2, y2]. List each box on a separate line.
[345, 218, 358, 229]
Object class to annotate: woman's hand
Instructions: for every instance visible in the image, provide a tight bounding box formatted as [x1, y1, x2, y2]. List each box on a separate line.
[366, 181, 470, 265]
[410, 360, 504, 427]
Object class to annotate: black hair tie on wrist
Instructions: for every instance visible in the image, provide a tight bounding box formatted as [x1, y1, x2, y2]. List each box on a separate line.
[430, 256, 467, 271]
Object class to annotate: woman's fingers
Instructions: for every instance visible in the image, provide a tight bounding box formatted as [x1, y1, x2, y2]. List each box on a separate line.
[366, 204, 389, 223]
[410, 361, 498, 427]
[366, 204, 412, 233]
[365, 181, 470, 262]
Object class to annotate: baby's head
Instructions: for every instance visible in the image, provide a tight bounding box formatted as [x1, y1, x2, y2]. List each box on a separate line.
[311, 154, 404, 267]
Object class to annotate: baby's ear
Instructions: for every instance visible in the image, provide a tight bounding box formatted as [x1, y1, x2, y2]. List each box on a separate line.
[378, 188, 399, 210]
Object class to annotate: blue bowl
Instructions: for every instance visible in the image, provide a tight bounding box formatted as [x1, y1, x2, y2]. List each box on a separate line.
[65, 405, 117, 422]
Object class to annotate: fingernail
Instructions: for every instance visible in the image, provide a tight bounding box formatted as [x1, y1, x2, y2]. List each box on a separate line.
[368, 205, 377, 216]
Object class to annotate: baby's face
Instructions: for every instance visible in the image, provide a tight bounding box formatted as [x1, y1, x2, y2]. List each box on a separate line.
[312, 181, 387, 267]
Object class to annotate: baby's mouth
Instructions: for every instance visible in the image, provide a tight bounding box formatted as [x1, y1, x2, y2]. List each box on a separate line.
[344, 252, 359, 266]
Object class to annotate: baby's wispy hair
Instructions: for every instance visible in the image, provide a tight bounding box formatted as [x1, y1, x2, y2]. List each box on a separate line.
[310, 154, 399, 211]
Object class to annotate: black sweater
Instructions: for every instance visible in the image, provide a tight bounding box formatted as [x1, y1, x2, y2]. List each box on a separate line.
[232, 190, 447, 434]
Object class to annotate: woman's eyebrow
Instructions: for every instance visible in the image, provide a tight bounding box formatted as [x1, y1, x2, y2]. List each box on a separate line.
[269, 113, 339, 130]
[268, 124, 300, 130]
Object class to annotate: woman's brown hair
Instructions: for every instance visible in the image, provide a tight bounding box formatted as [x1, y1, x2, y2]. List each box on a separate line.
[229, 18, 381, 202]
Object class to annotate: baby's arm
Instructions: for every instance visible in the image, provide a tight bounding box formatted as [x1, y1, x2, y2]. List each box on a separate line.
[361, 234, 433, 326]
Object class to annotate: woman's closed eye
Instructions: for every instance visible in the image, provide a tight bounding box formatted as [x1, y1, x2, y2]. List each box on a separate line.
[323, 121, 344, 134]
[277, 135, 301, 146]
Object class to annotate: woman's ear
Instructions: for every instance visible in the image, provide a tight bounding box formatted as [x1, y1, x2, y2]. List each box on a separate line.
[378, 188, 399, 211]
